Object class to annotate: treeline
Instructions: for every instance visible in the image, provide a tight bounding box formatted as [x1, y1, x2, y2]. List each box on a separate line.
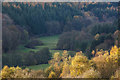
[2, 2, 118, 35]
[57, 23, 118, 58]
[3, 47, 51, 67]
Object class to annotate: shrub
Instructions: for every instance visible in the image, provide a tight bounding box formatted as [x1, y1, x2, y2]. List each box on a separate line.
[45, 66, 53, 77]
[34, 47, 51, 64]
[1, 66, 45, 78]
[1, 66, 31, 78]
[60, 62, 70, 78]
[30, 70, 45, 78]
[110, 68, 120, 80]
[25, 39, 43, 49]
[82, 68, 101, 78]
[92, 46, 119, 78]
[47, 50, 71, 78]
[70, 52, 91, 77]
[2, 46, 119, 78]
[48, 71, 57, 78]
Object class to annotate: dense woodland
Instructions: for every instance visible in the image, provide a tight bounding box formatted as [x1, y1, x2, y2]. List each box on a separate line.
[2, 2, 118, 52]
[1, 2, 120, 79]
[2, 2, 118, 35]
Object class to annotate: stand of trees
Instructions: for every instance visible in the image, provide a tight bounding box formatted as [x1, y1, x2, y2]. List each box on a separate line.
[3, 47, 51, 67]
[57, 23, 117, 58]
[2, 2, 118, 36]
[2, 14, 29, 53]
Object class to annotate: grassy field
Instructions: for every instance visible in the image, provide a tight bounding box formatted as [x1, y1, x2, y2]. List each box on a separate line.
[15, 35, 60, 54]
[38, 35, 59, 49]
[16, 35, 60, 70]
[26, 64, 50, 70]
[14, 35, 76, 70]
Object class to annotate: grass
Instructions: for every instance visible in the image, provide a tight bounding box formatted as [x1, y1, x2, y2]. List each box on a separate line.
[26, 64, 50, 70]
[15, 35, 60, 54]
[37, 35, 59, 49]
[15, 35, 61, 70]
[14, 35, 76, 70]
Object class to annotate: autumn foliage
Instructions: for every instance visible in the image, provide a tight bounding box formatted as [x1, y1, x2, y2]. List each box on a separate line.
[1, 45, 120, 79]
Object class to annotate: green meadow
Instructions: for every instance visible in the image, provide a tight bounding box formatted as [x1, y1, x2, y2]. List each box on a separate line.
[11, 35, 76, 70]
[15, 35, 60, 54]
[26, 64, 50, 70]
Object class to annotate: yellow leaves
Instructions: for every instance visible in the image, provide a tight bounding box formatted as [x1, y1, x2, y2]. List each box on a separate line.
[103, 51, 109, 56]
[92, 45, 119, 78]
[2, 46, 119, 78]
[76, 51, 82, 56]
[63, 50, 67, 54]
[82, 68, 101, 78]
[3, 66, 9, 70]
[53, 52, 60, 60]
[54, 63, 61, 72]
[44, 66, 53, 77]
[93, 45, 119, 64]
[1, 66, 43, 78]
[62, 50, 68, 61]
[110, 45, 118, 55]
[16, 66, 21, 70]
[49, 52, 61, 65]
[1, 66, 23, 78]
[73, 15, 79, 19]
[92, 50, 95, 55]
[94, 33, 100, 40]
[2, 66, 14, 78]
[110, 68, 120, 80]
[70, 54, 90, 77]
[95, 49, 104, 56]
[48, 71, 56, 78]
[106, 46, 119, 63]
[68, 56, 72, 61]
[60, 62, 70, 77]
[106, 57, 109, 62]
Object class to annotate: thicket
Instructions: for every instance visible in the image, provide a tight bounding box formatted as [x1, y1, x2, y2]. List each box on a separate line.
[24, 39, 44, 49]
